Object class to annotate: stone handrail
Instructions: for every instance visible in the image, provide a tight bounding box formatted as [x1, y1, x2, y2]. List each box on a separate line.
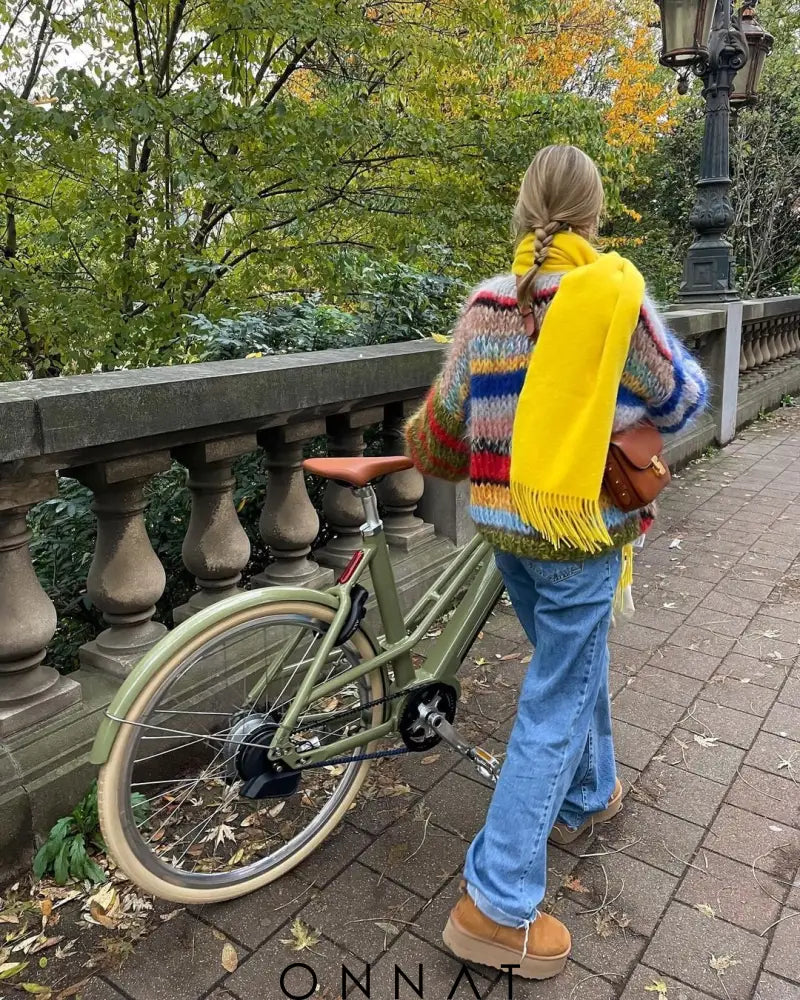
[0, 298, 796, 869]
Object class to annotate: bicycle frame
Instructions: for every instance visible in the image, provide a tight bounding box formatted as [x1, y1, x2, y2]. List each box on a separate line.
[268, 486, 504, 769]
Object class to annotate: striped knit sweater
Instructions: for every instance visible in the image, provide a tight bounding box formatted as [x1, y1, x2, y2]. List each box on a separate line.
[405, 270, 709, 561]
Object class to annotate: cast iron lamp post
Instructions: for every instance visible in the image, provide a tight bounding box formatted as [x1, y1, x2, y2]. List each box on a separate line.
[655, 0, 773, 302]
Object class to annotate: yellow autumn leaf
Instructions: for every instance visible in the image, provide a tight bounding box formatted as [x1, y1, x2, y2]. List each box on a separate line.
[221, 942, 238, 973]
[431, 333, 452, 343]
[280, 918, 320, 951]
[644, 980, 667, 995]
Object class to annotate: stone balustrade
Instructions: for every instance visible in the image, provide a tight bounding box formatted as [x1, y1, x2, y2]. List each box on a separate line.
[740, 298, 800, 372]
[1, 297, 799, 871]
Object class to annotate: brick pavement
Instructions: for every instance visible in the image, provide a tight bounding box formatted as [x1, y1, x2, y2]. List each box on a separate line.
[92, 411, 800, 1000]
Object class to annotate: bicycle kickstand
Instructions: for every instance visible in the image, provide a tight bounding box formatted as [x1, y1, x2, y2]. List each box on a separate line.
[419, 705, 502, 785]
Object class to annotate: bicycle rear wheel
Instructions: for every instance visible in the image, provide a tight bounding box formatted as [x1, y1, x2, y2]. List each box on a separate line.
[97, 600, 385, 904]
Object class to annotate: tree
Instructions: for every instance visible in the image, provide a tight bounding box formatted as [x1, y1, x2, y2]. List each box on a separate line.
[0, 0, 673, 380]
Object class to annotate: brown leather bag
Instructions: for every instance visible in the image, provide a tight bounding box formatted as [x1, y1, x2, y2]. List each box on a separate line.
[603, 422, 671, 513]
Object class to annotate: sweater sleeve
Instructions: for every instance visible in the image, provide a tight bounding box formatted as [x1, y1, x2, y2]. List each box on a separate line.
[404, 310, 471, 482]
[620, 295, 710, 436]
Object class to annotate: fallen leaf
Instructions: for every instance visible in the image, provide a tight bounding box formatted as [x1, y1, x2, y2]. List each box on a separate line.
[710, 953, 740, 974]
[694, 903, 715, 918]
[88, 904, 116, 929]
[212, 929, 227, 941]
[663, 602, 676, 609]
[160, 909, 184, 923]
[280, 919, 320, 952]
[54, 941, 76, 960]
[221, 942, 238, 973]
[474, 657, 488, 666]
[644, 980, 668, 996]
[498, 653, 519, 661]
[21, 985, 51, 996]
[0, 913, 20, 925]
[769, 825, 783, 832]
[375, 921, 399, 936]
[563, 875, 590, 894]
[0, 961, 29, 980]
[740, 678, 751, 684]
[421, 754, 440, 765]
[693, 734, 719, 748]
[39, 901, 52, 922]
[669, 539, 682, 549]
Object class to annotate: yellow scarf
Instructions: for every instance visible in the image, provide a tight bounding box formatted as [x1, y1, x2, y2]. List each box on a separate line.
[510, 231, 645, 555]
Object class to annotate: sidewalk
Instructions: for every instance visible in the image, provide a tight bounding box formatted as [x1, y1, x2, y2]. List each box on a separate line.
[36, 410, 800, 999]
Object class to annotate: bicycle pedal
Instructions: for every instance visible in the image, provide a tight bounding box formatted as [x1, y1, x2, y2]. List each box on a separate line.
[422, 712, 501, 785]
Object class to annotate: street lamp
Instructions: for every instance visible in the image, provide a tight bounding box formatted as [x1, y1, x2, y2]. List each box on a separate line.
[655, 0, 772, 302]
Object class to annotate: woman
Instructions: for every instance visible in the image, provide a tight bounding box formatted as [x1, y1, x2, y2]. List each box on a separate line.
[405, 145, 708, 980]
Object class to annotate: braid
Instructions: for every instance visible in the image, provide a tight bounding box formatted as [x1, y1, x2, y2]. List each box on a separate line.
[517, 219, 565, 311]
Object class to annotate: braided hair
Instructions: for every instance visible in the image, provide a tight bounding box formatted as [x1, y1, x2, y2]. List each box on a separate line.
[513, 145, 605, 314]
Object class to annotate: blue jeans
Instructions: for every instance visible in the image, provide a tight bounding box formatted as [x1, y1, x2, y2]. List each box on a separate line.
[463, 548, 621, 928]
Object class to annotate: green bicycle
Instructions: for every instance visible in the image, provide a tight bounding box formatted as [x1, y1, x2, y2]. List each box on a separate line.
[92, 456, 504, 904]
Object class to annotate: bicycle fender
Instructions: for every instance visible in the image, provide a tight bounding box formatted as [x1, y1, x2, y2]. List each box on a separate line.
[90, 586, 355, 766]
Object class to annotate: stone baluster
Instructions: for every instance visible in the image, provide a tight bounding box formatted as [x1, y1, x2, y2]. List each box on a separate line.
[779, 321, 792, 357]
[73, 454, 170, 678]
[0, 475, 81, 737]
[752, 331, 765, 366]
[743, 335, 757, 369]
[791, 323, 800, 353]
[252, 422, 334, 588]
[317, 409, 383, 569]
[172, 436, 256, 623]
[739, 340, 748, 373]
[377, 400, 435, 551]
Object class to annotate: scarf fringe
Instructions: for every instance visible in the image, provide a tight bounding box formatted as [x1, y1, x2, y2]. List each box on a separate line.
[510, 484, 613, 553]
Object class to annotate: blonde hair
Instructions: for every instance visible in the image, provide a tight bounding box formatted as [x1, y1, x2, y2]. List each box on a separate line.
[514, 145, 605, 309]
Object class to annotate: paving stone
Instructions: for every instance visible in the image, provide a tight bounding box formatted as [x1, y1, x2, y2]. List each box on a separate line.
[359, 813, 464, 896]
[756, 972, 800, 1000]
[640, 582, 706, 616]
[624, 666, 704, 708]
[607, 621, 666, 653]
[595, 798, 704, 878]
[412, 874, 466, 943]
[726, 766, 800, 828]
[779, 676, 800, 708]
[703, 804, 800, 876]
[636, 759, 727, 826]
[395, 745, 459, 791]
[735, 630, 800, 664]
[701, 589, 762, 620]
[765, 907, 800, 983]
[550, 897, 646, 977]
[109, 913, 237, 1000]
[297, 861, 424, 962]
[609, 668, 629, 698]
[761, 602, 800, 626]
[715, 651, 785, 689]
[623, 604, 686, 634]
[609, 642, 647, 675]
[649, 645, 722, 681]
[681, 698, 763, 749]
[562, 851, 677, 936]
[612, 719, 665, 771]
[292, 822, 373, 887]
[225, 924, 366, 1000]
[716, 576, 776, 602]
[643, 901, 767, 1000]
[666, 728, 746, 785]
[370, 931, 495, 998]
[198, 872, 317, 949]
[685, 606, 752, 638]
[700, 674, 777, 715]
[611, 688, 687, 737]
[424, 771, 493, 842]
[745, 731, 800, 778]
[763, 700, 800, 741]
[676, 849, 785, 935]
[75, 981, 129, 1000]
[486, 959, 618, 999]
[347, 774, 422, 835]
[620, 965, 719, 1000]
[668, 625, 737, 660]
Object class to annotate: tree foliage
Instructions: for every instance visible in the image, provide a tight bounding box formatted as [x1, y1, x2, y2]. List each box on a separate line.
[0, 0, 671, 379]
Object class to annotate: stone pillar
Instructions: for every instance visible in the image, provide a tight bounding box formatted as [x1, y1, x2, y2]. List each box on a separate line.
[172, 436, 255, 623]
[252, 422, 333, 588]
[0, 474, 81, 737]
[316, 409, 382, 569]
[377, 400, 434, 551]
[716, 300, 743, 446]
[73, 454, 170, 678]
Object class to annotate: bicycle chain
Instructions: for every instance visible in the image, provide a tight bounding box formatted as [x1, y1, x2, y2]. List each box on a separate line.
[290, 684, 428, 771]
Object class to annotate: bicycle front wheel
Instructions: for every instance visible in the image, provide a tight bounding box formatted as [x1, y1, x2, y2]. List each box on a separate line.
[97, 600, 385, 904]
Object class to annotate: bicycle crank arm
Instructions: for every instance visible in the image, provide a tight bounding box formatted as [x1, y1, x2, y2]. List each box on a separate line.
[421, 710, 501, 784]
